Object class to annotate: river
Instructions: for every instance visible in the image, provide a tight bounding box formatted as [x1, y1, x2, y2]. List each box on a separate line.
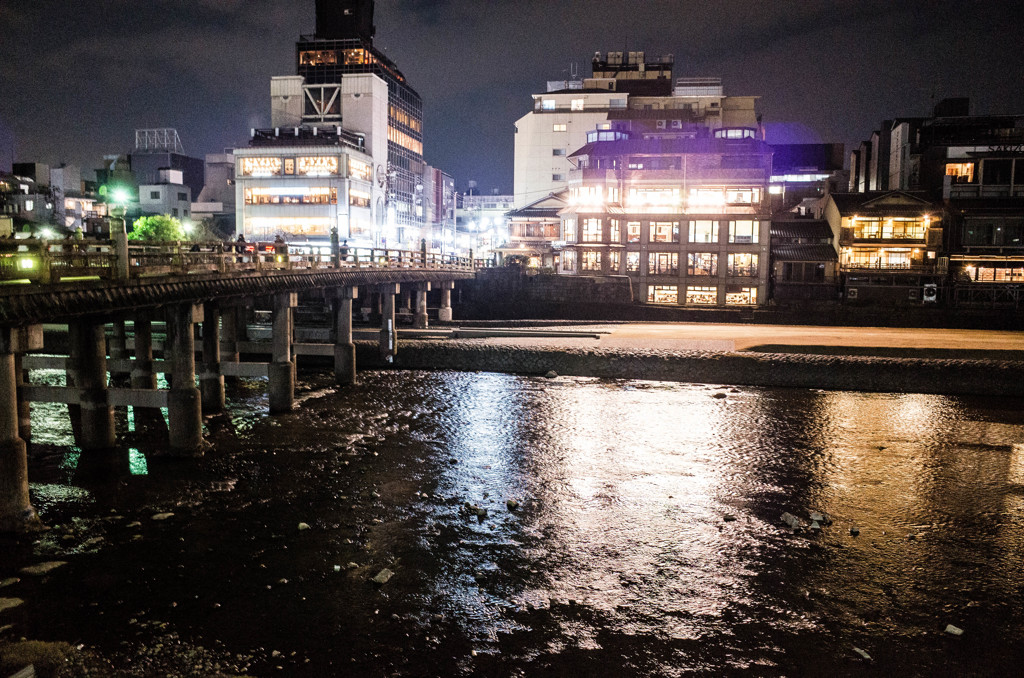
[3, 370, 1024, 676]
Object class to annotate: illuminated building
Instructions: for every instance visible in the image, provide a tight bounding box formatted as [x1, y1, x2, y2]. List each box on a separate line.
[503, 191, 567, 269]
[234, 127, 376, 244]
[559, 127, 772, 307]
[514, 54, 761, 209]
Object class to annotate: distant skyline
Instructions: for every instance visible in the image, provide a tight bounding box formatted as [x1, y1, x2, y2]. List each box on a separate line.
[1, 1, 1022, 193]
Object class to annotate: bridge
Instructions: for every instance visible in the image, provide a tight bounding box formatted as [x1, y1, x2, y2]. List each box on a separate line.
[0, 229, 475, 531]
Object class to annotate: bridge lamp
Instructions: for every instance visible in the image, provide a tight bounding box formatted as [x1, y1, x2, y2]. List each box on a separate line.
[39, 227, 54, 240]
[112, 188, 131, 205]
[182, 220, 194, 237]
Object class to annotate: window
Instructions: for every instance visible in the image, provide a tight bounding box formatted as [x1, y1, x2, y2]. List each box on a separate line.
[563, 218, 577, 242]
[852, 218, 927, 240]
[553, 148, 566, 156]
[647, 285, 678, 304]
[627, 187, 681, 210]
[729, 220, 759, 244]
[983, 159, 1012, 184]
[610, 98, 626, 109]
[686, 286, 718, 305]
[945, 162, 975, 183]
[177, 192, 188, 201]
[649, 221, 679, 243]
[609, 251, 621, 272]
[687, 253, 718, 276]
[581, 251, 602, 271]
[728, 253, 758, 277]
[725, 286, 758, 305]
[284, 158, 295, 175]
[626, 252, 640, 272]
[571, 99, 585, 111]
[541, 99, 556, 111]
[552, 174, 565, 182]
[610, 220, 621, 243]
[725, 188, 759, 204]
[24, 200, 33, 211]
[150, 191, 161, 199]
[348, 158, 372, 181]
[245, 187, 337, 205]
[648, 252, 679, 275]
[171, 208, 178, 217]
[627, 221, 641, 243]
[553, 123, 567, 132]
[350, 188, 371, 208]
[561, 250, 577, 272]
[689, 220, 718, 243]
[582, 218, 603, 242]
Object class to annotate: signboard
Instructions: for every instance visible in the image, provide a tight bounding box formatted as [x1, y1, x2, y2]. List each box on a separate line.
[238, 157, 282, 177]
[297, 156, 339, 176]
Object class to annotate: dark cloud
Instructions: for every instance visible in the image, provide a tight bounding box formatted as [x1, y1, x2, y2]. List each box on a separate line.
[1, 1, 1022, 192]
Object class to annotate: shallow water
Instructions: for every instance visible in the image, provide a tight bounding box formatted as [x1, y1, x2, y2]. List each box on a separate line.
[4, 370, 1024, 676]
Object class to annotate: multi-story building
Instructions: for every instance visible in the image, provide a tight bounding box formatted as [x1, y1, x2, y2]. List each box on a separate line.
[129, 129, 205, 201]
[456, 191, 514, 260]
[421, 166, 455, 251]
[823, 191, 945, 305]
[294, 0, 425, 240]
[559, 127, 772, 307]
[514, 53, 761, 209]
[139, 168, 192, 221]
[234, 126, 377, 244]
[503, 191, 567, 270]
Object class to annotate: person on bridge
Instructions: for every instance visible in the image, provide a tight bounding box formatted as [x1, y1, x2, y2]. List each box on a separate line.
[340, 240, 349, 264]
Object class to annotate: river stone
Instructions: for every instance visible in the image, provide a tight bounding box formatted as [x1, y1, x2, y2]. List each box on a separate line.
[298, 522, 311, 531]
[544, 371, 558, 379]
[0, 598, 24, 613]
[151, 513, 175, 521]
[780, 512, 801, 529]
[853, 646, 871, 661]
[372, 568, 394, 585]
[945, 624, 964, 636]
[0, 578, 19, 588]
[20, 561, 67, 576]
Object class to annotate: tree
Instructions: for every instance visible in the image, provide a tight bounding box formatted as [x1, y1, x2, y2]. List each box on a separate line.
[128, 215, 185, 241]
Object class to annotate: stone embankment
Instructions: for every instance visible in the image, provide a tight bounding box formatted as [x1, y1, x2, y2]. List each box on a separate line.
[354, 340, 1024, 397]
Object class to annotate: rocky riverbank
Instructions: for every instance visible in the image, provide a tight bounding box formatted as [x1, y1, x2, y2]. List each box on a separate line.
[354, 339, 1024, 397]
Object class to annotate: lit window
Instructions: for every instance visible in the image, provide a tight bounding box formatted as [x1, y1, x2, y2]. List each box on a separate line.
[648, 285, 678, 304]
[563, 218, 576, 242]
[725, 286, 758, 305]
[727, 253, 758, 277]
[626, 221, 641, 243]
[648, 252, 679, 275]
[561, 250, 577, 272]
[649, 221, 679, 243]
[725, 188, 759, 204]
[689, 220, 718, 243]
[626, 252, 640, 272]
[553, 123, 567, 132]
[541, 99, 556, 111]
[571, 99, 585, 111]
[581, 251, 602, 271]
[945, 163, 974, 183]
[610, 219, 621, 242]
[582, 218, 603, 242]
[687, 253, 717, 276]
[609, 251, 621, 272]
[729, 220, 759, 244]
[348, 158, 372, 181]
[686, 286, 718, 305]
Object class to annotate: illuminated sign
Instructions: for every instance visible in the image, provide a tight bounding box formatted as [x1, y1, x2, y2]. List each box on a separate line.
[297, 156, 339, 176]
[239, 157, 282, 177]
[348, 158, 372, 182]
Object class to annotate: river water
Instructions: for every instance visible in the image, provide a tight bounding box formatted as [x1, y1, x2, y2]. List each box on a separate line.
[4, 370, 1024, 676]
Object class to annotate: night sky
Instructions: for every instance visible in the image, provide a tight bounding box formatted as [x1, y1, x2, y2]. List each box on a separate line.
[1, 1, 1022, 193]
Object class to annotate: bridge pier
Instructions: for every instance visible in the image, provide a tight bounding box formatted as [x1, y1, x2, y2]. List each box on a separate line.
[220, 304, 240, 382]
[414, 282, 431, 329]
[131, 314, 158, 390]
[438, 280, 455, 322]
[69, 320, 115, 452]
[0, 328, 39, 532]
[166, 303, 203, 455]
[379, 284, 399, 363]
[334, 286, 358, 385]
[108, 319, 130, 386]
[269, 293, 296, 413]
[15, 354, 30, 443]
[201, 304, 225, 413]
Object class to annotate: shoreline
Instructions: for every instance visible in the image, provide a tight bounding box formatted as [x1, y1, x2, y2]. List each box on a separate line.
[351, 339, 1024, 398]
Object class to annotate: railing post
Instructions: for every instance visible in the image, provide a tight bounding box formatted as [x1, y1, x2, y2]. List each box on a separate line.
[113, 216, 130, 280]
[420, 238, 427, 269]
[330, 227, 340, 269]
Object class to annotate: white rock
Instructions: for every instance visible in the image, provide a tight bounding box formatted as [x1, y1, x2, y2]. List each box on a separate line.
[20, 561, 67, 576]
[945, 624, 964, 636]
[0, 598, 24, 613]
[809, 521, 821, 532]
[372, 568, 394, 585]
[853, 646, 871, 661]
[780, 512, 801, 529]
[297, 522, 311, 531]
[151, 513, 174, 521]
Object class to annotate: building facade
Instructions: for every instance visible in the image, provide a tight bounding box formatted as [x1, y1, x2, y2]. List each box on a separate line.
[514, 54, 761, 209]
[559, 128, 772, 307]
[139, 168, 191, 220]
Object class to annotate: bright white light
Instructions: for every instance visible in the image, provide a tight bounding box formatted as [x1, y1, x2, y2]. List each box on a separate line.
[39, 228, 54, 240]
[182, 221, 194, 234]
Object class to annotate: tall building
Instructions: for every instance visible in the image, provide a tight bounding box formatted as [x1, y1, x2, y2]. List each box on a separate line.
[129, 129, 205, 201]
[514, 53, 761, 208]
[559, 127, 772, 307]
[296, 0, 425, 238]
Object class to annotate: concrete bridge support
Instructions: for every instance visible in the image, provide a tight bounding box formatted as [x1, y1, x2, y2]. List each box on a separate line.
[220, 304, 240, 382]
[334, 286, 358, 385]
[438, 280, 455, 322]
[15, 354, 30, 443]
[379, 283, 399, 363]
[69, 320, 115, 452]
[0, 328, 38, 532]
[166, 304, 203, 455]
[414, 282, 431, 329]
[131, 314, 158, 391]
[201, 304, 225, 413]
[108, 319, 130, 386]
[269, 293, 296, 414]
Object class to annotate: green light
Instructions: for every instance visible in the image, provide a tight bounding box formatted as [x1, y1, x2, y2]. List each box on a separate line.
[128, 448, 148, 476]
[113, 188, 131, 204]
[18, 258, 36, 270]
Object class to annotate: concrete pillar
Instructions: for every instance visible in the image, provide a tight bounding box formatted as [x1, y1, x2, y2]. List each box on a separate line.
[269, 293, 296, 413]
[131, 315, 158, 390]
[414, 282, 431, 329]
[108, 319, 130, 386]
[379, 283, 399, 363]
[112, 217, 129, 280]
[69, 320, 115, 452]
[166, 303, 203, 455]
[220, 305, 240, 383]
[201, 304, 225, 413]
[438, 280, 455, 322]
[334, 286, 358, 385]
[400, 288, 413, 313]
[0, 330, 38, 532]
[14, 355, 30, 443]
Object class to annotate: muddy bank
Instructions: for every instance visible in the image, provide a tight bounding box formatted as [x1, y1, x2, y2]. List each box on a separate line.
[354, 340, 1024, 397]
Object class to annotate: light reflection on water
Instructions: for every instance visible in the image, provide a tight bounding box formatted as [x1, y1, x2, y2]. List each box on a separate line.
[17, 370, 1024, 675]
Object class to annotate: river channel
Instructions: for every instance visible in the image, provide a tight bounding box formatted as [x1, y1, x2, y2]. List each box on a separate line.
[3, 370, 1024, 676]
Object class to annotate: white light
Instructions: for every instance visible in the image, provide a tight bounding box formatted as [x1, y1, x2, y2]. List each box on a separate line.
[39, 228, 54, 240]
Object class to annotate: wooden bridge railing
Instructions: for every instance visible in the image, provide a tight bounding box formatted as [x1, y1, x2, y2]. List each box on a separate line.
[0, 239, 474, 285]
